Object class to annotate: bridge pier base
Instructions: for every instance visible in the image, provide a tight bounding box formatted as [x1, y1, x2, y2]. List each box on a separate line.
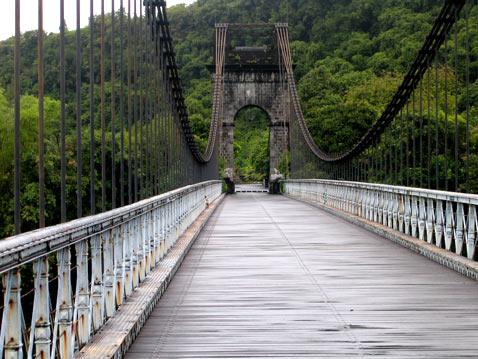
[269, 171, 283, 194]
[224, 178, 235, 194]
[269, 181, 281, 194]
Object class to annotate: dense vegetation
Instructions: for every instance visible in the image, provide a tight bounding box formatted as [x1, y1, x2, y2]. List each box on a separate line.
[234, 107, 270, 182]
[2, 0, 478, 236]
[168, 0, 447, 174]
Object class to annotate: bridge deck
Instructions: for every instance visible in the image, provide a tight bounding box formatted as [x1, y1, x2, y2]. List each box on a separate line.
[127, 194, 478, 358]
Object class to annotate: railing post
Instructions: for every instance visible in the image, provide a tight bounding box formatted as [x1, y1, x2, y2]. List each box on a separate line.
[150, 210, 157, 267]
[383, 192, 388, 226]
[426, 199, 435, 244]
[377, 192, 383, 224]
[144, 212, 152, 275]
[139, 215, 146, 282]
[361, 189, 366, 219]
[167, 201, 172, 251]
[160, 205, 166, 259]
[132, 218, 140, 289]
[104, 229, 116, 318]
[90, 234, 104, 331]
[179, 195, 184, 235]
[174, 198, 180, 243]
[467, 205, 477, 259]
[75, 240, 90, 347]
[33, 258, 51, 359]
[115, 224, 125, 307]
[124, 221, 133, 297]
[445, 201, 454, 251]
[411, 196, 418, 238]
[57, 248, 73, 359]
[382, 192, 387, 226]
[373, 191, 379, 223]
[435, 200, 445, 248]
[456, 203, 465, 255]
[398, 195, 405, 233]
[154, 208, 161, 265]
[368, 190, 374, 221]
[387, 193, 393, 228]
[1, 270, 22, 359]
[404, 195, 411, 235]
[418, 197, 426, 241]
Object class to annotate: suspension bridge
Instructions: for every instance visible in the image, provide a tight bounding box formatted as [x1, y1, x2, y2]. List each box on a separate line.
[2, 0, 478, 357]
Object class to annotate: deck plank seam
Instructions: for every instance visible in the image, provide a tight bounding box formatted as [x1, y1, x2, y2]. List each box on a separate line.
[151, 201, 225, 357]
[252, 195, 365, 357]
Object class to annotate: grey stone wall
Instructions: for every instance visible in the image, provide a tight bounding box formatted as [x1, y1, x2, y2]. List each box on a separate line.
[220, 69, 290, 180]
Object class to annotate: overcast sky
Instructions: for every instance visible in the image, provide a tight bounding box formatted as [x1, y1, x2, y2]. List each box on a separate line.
[0, 0, 196, 41]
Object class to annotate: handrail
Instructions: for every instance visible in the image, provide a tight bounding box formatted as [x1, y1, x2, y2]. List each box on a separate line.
[0, 181, 221, 274]
[284, 179, 478, 204]
[0, 180, 222, 358]
[283, 179, 478, 261]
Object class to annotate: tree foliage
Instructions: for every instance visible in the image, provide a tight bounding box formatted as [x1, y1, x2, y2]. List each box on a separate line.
[3, 0, 478, 234]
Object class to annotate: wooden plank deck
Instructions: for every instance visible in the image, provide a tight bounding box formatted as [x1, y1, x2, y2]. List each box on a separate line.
[126, 193, 478, 358]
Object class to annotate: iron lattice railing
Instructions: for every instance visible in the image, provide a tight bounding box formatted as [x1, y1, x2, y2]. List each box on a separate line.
[283, 179, 478, 261]
[0, 181, 221, 358]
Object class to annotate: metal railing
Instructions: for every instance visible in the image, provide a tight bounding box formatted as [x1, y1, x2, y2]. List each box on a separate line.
[0, 180, 221, 358]
[285, 0, 478, 195]
[283, 179, 478, 261]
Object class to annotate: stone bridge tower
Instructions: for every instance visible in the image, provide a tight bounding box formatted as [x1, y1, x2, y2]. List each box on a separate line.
[217, 24, 290, 190]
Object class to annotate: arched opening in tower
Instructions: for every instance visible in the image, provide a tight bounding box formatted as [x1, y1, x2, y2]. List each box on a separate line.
[233, 106, 270, 184]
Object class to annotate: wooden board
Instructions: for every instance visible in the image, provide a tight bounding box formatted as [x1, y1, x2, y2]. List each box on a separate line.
[126, 193, 478, 358]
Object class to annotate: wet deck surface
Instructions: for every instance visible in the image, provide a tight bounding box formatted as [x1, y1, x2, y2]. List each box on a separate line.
[126, 193, 478, 358]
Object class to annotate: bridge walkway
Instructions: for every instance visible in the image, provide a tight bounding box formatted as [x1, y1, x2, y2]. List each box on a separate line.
[126, 193, 478, 358]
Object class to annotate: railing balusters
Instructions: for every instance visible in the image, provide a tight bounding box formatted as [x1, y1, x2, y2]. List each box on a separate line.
[0, 181, 221, 356]
[284, 180, 478, 265]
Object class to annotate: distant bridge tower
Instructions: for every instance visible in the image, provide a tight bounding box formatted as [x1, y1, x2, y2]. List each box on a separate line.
[214, 24, 290, 191]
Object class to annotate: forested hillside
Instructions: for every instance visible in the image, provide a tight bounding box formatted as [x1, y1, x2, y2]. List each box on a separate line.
[169, 0, 445, 156]
[1, 0, 477, 236]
